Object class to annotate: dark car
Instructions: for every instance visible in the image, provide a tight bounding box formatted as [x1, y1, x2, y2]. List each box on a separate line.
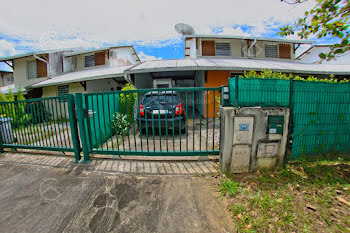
[138, 91, 186, 133]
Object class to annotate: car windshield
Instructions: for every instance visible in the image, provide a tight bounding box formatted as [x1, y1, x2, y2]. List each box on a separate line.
[143, 94, 179, 106]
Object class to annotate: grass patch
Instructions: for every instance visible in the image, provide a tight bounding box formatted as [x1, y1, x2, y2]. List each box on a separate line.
[220, 156, 350, 232]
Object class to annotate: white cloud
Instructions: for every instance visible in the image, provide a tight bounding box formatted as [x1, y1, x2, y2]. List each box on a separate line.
[0, 39, 17, 57]
[137, 51, 162, 61]
[0, 0, 317, 52]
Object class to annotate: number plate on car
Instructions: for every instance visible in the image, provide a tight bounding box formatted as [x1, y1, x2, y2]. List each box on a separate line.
[153, 110, 168, 114]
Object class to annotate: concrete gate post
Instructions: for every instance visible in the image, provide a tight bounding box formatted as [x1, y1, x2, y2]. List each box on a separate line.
[219, 107, 235, 172]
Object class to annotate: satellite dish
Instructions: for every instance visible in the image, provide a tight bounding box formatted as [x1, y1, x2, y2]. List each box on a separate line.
[175, 23, 195, 36]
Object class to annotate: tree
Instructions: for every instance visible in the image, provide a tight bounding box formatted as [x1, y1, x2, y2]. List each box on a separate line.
[279, 0, 350, 61]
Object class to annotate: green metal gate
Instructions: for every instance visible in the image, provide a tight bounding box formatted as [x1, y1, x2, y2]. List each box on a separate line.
[78, 87, 222, 157]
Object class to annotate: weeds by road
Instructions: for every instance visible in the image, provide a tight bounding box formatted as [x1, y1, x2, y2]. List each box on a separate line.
[219, 156, 350, 232]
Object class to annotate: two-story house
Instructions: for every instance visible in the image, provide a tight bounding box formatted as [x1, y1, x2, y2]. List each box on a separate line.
[30, 46, 140, 99]
[0, 48, 82, 98]
[0, 46, 140, 99]
[124, 34, 350, 117]
[0, 70, 17, 94]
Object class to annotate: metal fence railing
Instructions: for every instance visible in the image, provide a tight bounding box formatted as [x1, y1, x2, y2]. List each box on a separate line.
[0, 95, 81, 161]
[228, 77, 350, 159]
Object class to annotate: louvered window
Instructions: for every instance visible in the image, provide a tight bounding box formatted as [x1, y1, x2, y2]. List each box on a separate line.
[84, 55, 95, 67]
[27, 60, 37, 79]
[57, 85, 69, 102]
[265, 44, 278, 58]
[215, 42, 231, 56]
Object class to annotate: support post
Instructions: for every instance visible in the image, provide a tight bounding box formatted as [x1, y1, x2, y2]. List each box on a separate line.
[235, 76, 239, 107]
[67, 94, 81, 162]
[75, 93, 91, 163]
[284, 78, 294, 166]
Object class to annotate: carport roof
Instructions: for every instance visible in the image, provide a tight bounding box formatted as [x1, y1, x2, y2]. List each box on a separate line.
[31, 65, 131, 88]
[124, 58, 350, 75]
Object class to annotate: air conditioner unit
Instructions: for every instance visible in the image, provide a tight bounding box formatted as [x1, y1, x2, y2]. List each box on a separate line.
[153, 78, 175, 88]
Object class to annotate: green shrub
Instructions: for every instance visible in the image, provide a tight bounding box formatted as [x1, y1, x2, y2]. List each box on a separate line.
[120, 84, 138, 124]
[0, 88, 31, 128]
[111, 112, 129, 135]
[240, 69, 349, 83]
[220, 179, 240, 197]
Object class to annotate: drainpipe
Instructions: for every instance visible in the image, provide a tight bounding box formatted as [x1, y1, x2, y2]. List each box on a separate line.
[33, 53, 50, 77]
[247, 39, 257, 58]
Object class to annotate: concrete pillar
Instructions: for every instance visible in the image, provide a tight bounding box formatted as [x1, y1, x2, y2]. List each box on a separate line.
[219, 107, 235, 172]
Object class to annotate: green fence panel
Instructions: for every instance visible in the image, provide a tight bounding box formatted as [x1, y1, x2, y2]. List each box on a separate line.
[229, 77, 290, 107]
[86, 93, 120, 148]
[291, 81, 350, 158]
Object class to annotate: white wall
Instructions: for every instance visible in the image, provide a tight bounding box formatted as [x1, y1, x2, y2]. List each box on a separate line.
[13, 57, 48, 88]
[109, 47, 138, 66]
[298, 47, 350, 64]
[86, 78, 124, 93]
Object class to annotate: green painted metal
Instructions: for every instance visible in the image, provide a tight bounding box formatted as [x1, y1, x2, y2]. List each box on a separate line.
[228, 77, 350, 159]
[0, 96, 75, 153]
[83, 87, 222, 156]
[67, 94, 81, 162]
[75, 93, 91, 163]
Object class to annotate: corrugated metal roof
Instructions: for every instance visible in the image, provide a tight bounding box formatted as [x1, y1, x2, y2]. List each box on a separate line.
[31, 65, 131, 88]
[185, 35, 315, 44]
[125, 58, 350, 75]
[0, 48, 82, 62]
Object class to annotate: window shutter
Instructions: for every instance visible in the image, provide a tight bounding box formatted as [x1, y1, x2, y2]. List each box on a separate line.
[36, 59, 48, 78]
[95, 52, 105, 66]
[57, 85, 69, 102]
[27, 60, 37, 80]
[215, 42, 231, 56]
[279, 44, 291, 59]
[265, 44, 278, 58]
[202, 41, 215, 56]
[84, 55, 95, 67]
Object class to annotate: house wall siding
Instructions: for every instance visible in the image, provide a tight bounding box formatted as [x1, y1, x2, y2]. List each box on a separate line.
[13, 57, 48, 87]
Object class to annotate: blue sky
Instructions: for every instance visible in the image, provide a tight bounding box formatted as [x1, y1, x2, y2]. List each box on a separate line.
[0, 0, 336, 71]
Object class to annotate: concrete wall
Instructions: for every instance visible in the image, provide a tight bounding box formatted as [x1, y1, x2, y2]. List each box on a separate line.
[86, 78, 124, 93]
[109, 47, 138, 66]
[48, 52, 63, 77]
[13, 57, 49, 88]
[194, 38, 295, 60]
[134, 73, 153, 89]
[220, 106, 290, 173]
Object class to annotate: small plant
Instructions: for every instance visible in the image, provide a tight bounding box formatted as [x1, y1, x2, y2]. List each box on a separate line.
[220, 179, 240, 197]
[120, 84, 138, 124]
[111, 112, 129, 135]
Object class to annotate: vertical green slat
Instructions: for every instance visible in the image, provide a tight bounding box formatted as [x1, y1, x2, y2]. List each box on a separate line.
[90, 95, 99, 149]
[178, 92, 181, 151]
[192, 91, 195, 151]
[219, 88, 222, 150]
[101, 94, 109, 151]
[185, 91, 188, 152]
[158, 91, 162, 151]
[144, 93, 150, 153]
[125, 91, 131, 151]
[106, 93, 114, 150]
[138, 94, 143, 151]
[84, 95, 93, 151]
[67, 94, 81, 162]
[11, 102, 20, 146]
[75, 93, 90, 163]
[38, 100, 48, 147]
[28, 102, 37, 146]
[212, 90, 216, 151]
[113, 93, 120, 151]
[34, 101, 44, 147]
[164, 90, 169, 152]
[206, 90, 209, 151]
[41, 100, 51, 147]
[199, 90, 202, 151]
[132, 93, 137, 151]
[120, 93, 126, 152]
[151, 92, 155, 152]
[171, 91, 175, 151]
[49, 99, 59, 148]
[55, 98, 64, 148]
[96, 95, 104, 149]
[61, 97, 71, 148]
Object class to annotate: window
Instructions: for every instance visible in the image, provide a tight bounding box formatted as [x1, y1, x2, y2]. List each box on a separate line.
[57, 85, 69, 102]
[27, 60, 37, 79]
[7, 75, 13, 82]
[215, 42, 231, 56]
[84, 55, 95, 67]
[265, 44, 278, 58]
